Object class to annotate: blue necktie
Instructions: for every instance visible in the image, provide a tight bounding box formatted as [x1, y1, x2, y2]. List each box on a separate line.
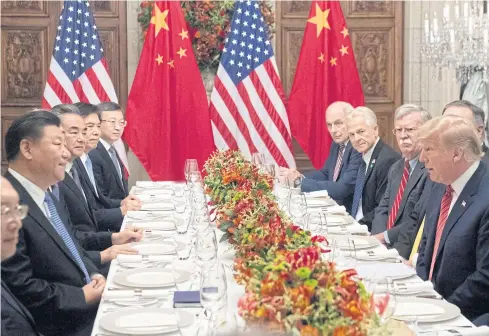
[51, 183, 60, 201]
[44, 192, 91, 284]
[85, 156, 99, 197]
[351, 160, 367, 217]
[70, 166, 87, 202]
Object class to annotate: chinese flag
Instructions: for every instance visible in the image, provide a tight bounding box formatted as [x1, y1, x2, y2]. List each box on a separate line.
[287, 1, 364, 169]
[124, 1, 215, 181]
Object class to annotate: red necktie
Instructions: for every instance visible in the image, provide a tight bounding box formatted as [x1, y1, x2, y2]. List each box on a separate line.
[332, 144, 345, 182]
[429, 185, 454, 280]
[387, 160, 410, 229]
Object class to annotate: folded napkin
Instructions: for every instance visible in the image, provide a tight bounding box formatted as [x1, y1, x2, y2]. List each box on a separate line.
[104, 289, 170, 299]
[117, 254, 173, 263]
[306, 199, 332, 207]
[393, 302, 445, 317]
[137, 194, 172, 202]
[136, 181, 173, 187]
[394, 281, 433, 293]
[126, 211, 171, 220]
[328, 225, 369, 235]
[141, 203, 174, 211]
[304, 190, 329, 198]
[438, 326, 489, 336]
[136, 189, 174, 195]
[126, 221, 176, 230]
[356, 249, 399, 260]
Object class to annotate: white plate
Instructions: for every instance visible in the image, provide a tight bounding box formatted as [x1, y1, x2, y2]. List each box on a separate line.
[136, 188, 174, 195]
[126, 221, 176, 231]
[99, 308, 194, 335]
[335, 236, 379, 250]
[130, 241, 184, 255]
[113, 298, 160, 307]
[113, 268, 191, 288]
[393, 298, 460, 323]
[141, 203, 174, 211]
[126, 211, 172, 220]
[325, 215, 354, 226]
[306, 198, 336, 207]
[356, 262, 417, 281]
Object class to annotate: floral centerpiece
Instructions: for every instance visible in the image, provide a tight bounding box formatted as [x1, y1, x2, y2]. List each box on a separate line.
[137, 0, 275, 72]
[203, 149, 388, 335]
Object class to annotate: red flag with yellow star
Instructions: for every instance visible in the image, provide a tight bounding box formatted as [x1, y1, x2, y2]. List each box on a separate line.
[287, 1, 364, 169]
[124, 1, 215, 181]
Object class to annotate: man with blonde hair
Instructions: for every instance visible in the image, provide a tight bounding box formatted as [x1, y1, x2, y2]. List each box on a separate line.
[291, 101, 362, 212]
[371, 104, 431, 245]
[415, 115, 489, 322]
[347, 106, 400, 230]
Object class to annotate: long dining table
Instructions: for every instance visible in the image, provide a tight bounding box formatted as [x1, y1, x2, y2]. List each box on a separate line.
[90, 181, 480, 336]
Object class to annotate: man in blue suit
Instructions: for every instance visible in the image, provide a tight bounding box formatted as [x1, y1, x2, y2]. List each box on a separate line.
[416, 115, 489, 322]
[286, 102, 362, 212]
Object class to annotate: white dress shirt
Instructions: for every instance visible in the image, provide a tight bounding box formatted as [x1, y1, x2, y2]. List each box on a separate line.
[355, 137, 380, 221]
[413, 160, 480, 267]
[99, 138, 112, 151]
[8, 168, 48, 218]
[80, 153, 99, 197]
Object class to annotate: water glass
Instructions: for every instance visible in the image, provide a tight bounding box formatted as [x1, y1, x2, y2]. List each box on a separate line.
[185, 159, 198, 177]
[372, 277, 396, 323]
[196, 229, 217, 267]
[305, 211, 328, 235]
[174, 216, 189, 235]
[173, 183, 187, 198]
[251, 152, 265, 167]
[289, 193, 308, 224]
[200, 263, 227, 336]
[331, 237, 357, 269]
[194, 212, 211, 233]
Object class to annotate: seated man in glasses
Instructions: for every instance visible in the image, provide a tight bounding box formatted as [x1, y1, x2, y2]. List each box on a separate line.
[88, 102, 129, 201]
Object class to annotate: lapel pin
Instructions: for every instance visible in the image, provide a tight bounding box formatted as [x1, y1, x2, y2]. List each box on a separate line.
[462, 200, 466, 207]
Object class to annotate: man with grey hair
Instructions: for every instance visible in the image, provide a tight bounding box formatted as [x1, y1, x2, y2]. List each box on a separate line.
[371, 104, 431, 245]
[287, 101, 362, 212]
[347, 106, 400, 231]
[415, 115, 489, 322]
[443, 100, 488, 161]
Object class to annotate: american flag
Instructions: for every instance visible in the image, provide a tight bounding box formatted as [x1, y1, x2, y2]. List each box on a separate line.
[41, 0, 130, 174]
[209, 0, 296, 168]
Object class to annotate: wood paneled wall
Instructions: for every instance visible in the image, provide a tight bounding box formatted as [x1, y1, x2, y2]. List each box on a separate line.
[276, 1, 404, 171]
[1, 0, 127, 170]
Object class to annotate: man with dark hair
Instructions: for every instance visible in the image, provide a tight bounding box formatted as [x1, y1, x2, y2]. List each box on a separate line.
[89, 102, 128, 200]
[53, 105, 140, 269]
[74, 104, 141, 231]
[51, 103, 81, 116]
[3, 111, 104, 336]
[1, 177, 41, 335]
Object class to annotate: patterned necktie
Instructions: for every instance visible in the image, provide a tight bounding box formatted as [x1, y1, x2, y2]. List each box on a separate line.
[332, 144, 346, 182]
[429, 185, 454, 280]
[51, 183, 60, 201]
[108, 145, 123, 184]
[44, 193, 91, 284]
[387, 160, 411, 229]
[70, 166, 87, 202]
[85, 156, 99, 197]
[351, 160, 367, 217]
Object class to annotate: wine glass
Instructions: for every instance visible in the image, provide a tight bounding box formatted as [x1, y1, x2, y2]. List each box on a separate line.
[195, 228, 217, 268]
[251, 152, 265, 167]
[331, 237, 357, 269]
[194, 212, 211, 233]
[184, 159, 199, 182]
[372, 277, 397, 324]
[288, 193, 308, 225]
[305, 211, 328, 235]
[200, 263, 228, 336]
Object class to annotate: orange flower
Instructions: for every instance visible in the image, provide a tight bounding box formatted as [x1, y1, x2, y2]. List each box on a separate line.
[194, 31, 201, 38]
[300, 325, 319, 336]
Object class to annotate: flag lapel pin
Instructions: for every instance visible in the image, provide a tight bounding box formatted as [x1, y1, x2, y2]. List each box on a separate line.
[462, 200, 466, 207]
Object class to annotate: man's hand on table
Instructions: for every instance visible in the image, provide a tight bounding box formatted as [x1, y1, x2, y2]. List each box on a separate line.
[83, 274, 106, 304]
[112, 227, 144, 245]
[100, 244, 138, 264]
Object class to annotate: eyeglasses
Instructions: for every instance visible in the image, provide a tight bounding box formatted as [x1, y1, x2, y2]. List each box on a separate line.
[392, 127, 418, 136]
[101, 119, 127, 128]
[2, 204, 28, 220]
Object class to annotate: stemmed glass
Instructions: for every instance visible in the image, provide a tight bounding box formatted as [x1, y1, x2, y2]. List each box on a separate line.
[195, 228, 217, 268]
[200, 263, 227, 336]
[184, 159, 199, 182]
[251, 152, 265, 167]
[288, 192, 308, 225]
[305, 211, 328, 235]
[371, 277, 397, 324]
[331, 236, 357, 269]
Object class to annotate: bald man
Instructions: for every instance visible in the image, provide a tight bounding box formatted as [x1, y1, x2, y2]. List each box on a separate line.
[289, 102, 363, 212]
[1, 177, 41, 335]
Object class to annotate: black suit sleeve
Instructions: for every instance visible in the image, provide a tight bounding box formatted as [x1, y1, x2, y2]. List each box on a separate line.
[393, 198, 425, 259]
[94, 207, 123, 232]
[371, 164, 395, 234]
[1, 229, 89, 319]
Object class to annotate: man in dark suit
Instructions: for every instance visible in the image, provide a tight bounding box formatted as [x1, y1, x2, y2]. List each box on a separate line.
[416, 116, 489, 321]
[89, 102, 129, 201]
[3, 111, 105, 336]
[1, 177, 41, 335]
[288, 102, 362, 213]
[52, 104, 141, 267]
[347, 106, 401, 231]
[75, 103, 141, 231]
[371, 104, 431, 245]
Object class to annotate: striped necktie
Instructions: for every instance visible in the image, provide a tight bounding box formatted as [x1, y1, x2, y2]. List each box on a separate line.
[108, 145, 123, 183]
[332, 144, 346, 182]
[429, 185, 453, 280]
[351, 160, 366, 217]
[43, 193, 91, 284]
[85, 156, 99, 197]
[387, 160, 411, 229]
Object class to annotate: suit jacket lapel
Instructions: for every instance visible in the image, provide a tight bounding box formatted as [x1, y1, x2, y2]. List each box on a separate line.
[74, 158, 97, 197]
[97, 142, 125, 192]
[338, 143, 352, 177]
[1, 280, 36, 328]
[364, 139, 383, 183]
[434, 163, 485, 265]
[395, 163, 425, 222]
[5, 173, 84, 273]
[63, 174, 95, 223]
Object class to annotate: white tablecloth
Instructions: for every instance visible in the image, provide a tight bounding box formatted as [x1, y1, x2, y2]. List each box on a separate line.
[90, 184, 474, 336]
